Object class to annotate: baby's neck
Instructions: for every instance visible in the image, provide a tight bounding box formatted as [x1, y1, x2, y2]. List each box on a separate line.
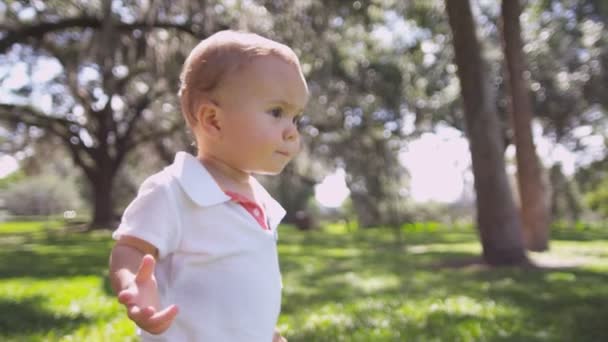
[197, 154, 253, 192]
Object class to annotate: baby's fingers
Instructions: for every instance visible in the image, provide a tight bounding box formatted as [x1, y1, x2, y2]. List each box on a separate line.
[149, 305, 179, 326]
[117, 289, 135, 305]
[143, 305, 179, 335]
[128, 305, 155, 323]
[135, 255, 156, 283]
[273, 332, 288, 342]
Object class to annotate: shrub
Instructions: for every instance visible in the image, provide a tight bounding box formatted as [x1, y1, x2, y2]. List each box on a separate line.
[3, 175, 83, 216]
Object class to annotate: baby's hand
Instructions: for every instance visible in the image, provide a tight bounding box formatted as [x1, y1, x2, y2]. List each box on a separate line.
[273, 328, 287, 342]
[117, 255, 179, 335]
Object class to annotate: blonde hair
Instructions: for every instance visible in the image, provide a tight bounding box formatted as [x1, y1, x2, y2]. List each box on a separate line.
[178, 30, 301, 127]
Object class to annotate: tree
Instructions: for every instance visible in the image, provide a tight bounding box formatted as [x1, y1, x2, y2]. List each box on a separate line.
[523, 0, 607, 220]
[524, 0, 608, 145]
[549, 163, 583, 222]
[576, 155, 608, 218]
[0, 1, 212, 228]
[445, 0, 528, 265]
[501, 0, 550, 251]
[264, 0, 411, 227]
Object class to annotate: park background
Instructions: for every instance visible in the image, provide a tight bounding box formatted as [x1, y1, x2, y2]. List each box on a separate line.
[0, 0, 607, 341]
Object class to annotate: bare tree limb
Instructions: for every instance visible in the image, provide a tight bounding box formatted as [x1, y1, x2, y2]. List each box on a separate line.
[1, 16, 199, 53]
[61, 134, 97, 178]
[0, 104, 75, 138]
[39, 40, 93, 109]
[0, 103, 97, 175]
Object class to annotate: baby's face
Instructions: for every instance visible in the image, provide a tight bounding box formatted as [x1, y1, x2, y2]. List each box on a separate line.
[216, 55, 309, 174]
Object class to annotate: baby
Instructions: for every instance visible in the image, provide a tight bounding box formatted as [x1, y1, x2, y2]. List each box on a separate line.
[109, 30, 309, 341]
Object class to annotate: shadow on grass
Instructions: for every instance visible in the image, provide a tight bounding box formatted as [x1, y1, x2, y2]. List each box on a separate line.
[0, 229, 113, 279]
[443, 267, 608, 341]
[282, 227, 477, 250]
[551, 227, 608, 241]
[0, 296, 89, 337]
[1, 223, 607, 341]
[278, 229, 608, 342]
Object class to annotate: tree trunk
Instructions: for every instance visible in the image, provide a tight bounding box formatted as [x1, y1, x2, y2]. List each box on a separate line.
[349, 191, 381, 228]
[502, 0, 550, 252]
[344, 163, 383, 228]
[446, 0, 528, 266]
[549, 163, 582, 223]
[89, 168, 117, 229]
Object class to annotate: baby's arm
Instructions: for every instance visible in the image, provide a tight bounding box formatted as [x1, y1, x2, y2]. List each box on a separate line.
[109, 236, 179, 334]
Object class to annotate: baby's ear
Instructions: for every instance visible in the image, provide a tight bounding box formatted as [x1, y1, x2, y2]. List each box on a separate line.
[195, 101, 222, 138]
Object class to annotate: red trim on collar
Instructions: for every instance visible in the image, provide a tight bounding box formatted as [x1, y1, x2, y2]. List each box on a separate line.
[224, 191, 269, 230]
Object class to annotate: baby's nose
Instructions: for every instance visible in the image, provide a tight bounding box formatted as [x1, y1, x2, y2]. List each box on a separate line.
[283, 123, 299, 141]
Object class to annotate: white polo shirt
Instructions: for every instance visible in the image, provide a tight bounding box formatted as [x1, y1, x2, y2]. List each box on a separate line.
[113, 152, 286, 342]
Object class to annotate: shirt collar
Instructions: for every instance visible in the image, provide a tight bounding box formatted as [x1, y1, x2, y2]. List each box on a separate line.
[169, 152, 231, 207]
[168, 152, 287, 229]
[250, 178, 286, 230]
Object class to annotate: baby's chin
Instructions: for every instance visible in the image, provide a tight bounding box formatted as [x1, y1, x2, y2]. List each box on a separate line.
[252, 164, 290, 176]
[254, 168, 285, 176]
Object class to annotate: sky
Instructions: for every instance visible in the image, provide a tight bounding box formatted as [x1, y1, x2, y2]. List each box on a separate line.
[313, 122, 603, 208]
[312, 128, 472, 208]
[0, 155, 19, 178]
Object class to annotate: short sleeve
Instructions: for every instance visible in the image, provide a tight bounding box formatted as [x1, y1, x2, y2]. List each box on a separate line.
[113, 176, 181, 259]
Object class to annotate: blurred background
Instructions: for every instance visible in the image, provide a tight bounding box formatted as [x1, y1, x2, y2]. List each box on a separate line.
[0, 0, 607, 341]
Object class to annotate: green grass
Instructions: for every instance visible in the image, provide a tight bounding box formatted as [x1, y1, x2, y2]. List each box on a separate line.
[0, 220, 63, 235]
[0, 220, 607, 341]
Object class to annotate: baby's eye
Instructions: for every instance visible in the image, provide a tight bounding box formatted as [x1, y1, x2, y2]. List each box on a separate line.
[293, 115, 302, 126]
[269, 107, 284, 118]
[295, 115, 309, 131]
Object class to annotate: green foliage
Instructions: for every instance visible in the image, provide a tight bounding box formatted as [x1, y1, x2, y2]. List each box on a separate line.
[575, 157, 608, 218]
[526, 0, 608, 143]
[1, 221, 607, 341]
[2, 0, 606, 228]
[586, 177, 608, 217]
[0, 171, 25, 190]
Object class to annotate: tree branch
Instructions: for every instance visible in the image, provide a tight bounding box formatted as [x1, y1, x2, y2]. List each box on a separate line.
[39, 40, 93, 109]
[1, 16, 199, 53]
[113, 120, 182, 173]
[0, 103, 97, 176]
[0, 104, 74, 138]
[61, 134, 97, 178]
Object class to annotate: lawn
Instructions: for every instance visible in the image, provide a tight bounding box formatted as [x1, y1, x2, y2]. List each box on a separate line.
[1, 220, 607, 341]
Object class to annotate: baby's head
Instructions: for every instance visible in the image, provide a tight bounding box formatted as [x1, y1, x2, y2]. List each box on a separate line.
[179, 30, 309, 175]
